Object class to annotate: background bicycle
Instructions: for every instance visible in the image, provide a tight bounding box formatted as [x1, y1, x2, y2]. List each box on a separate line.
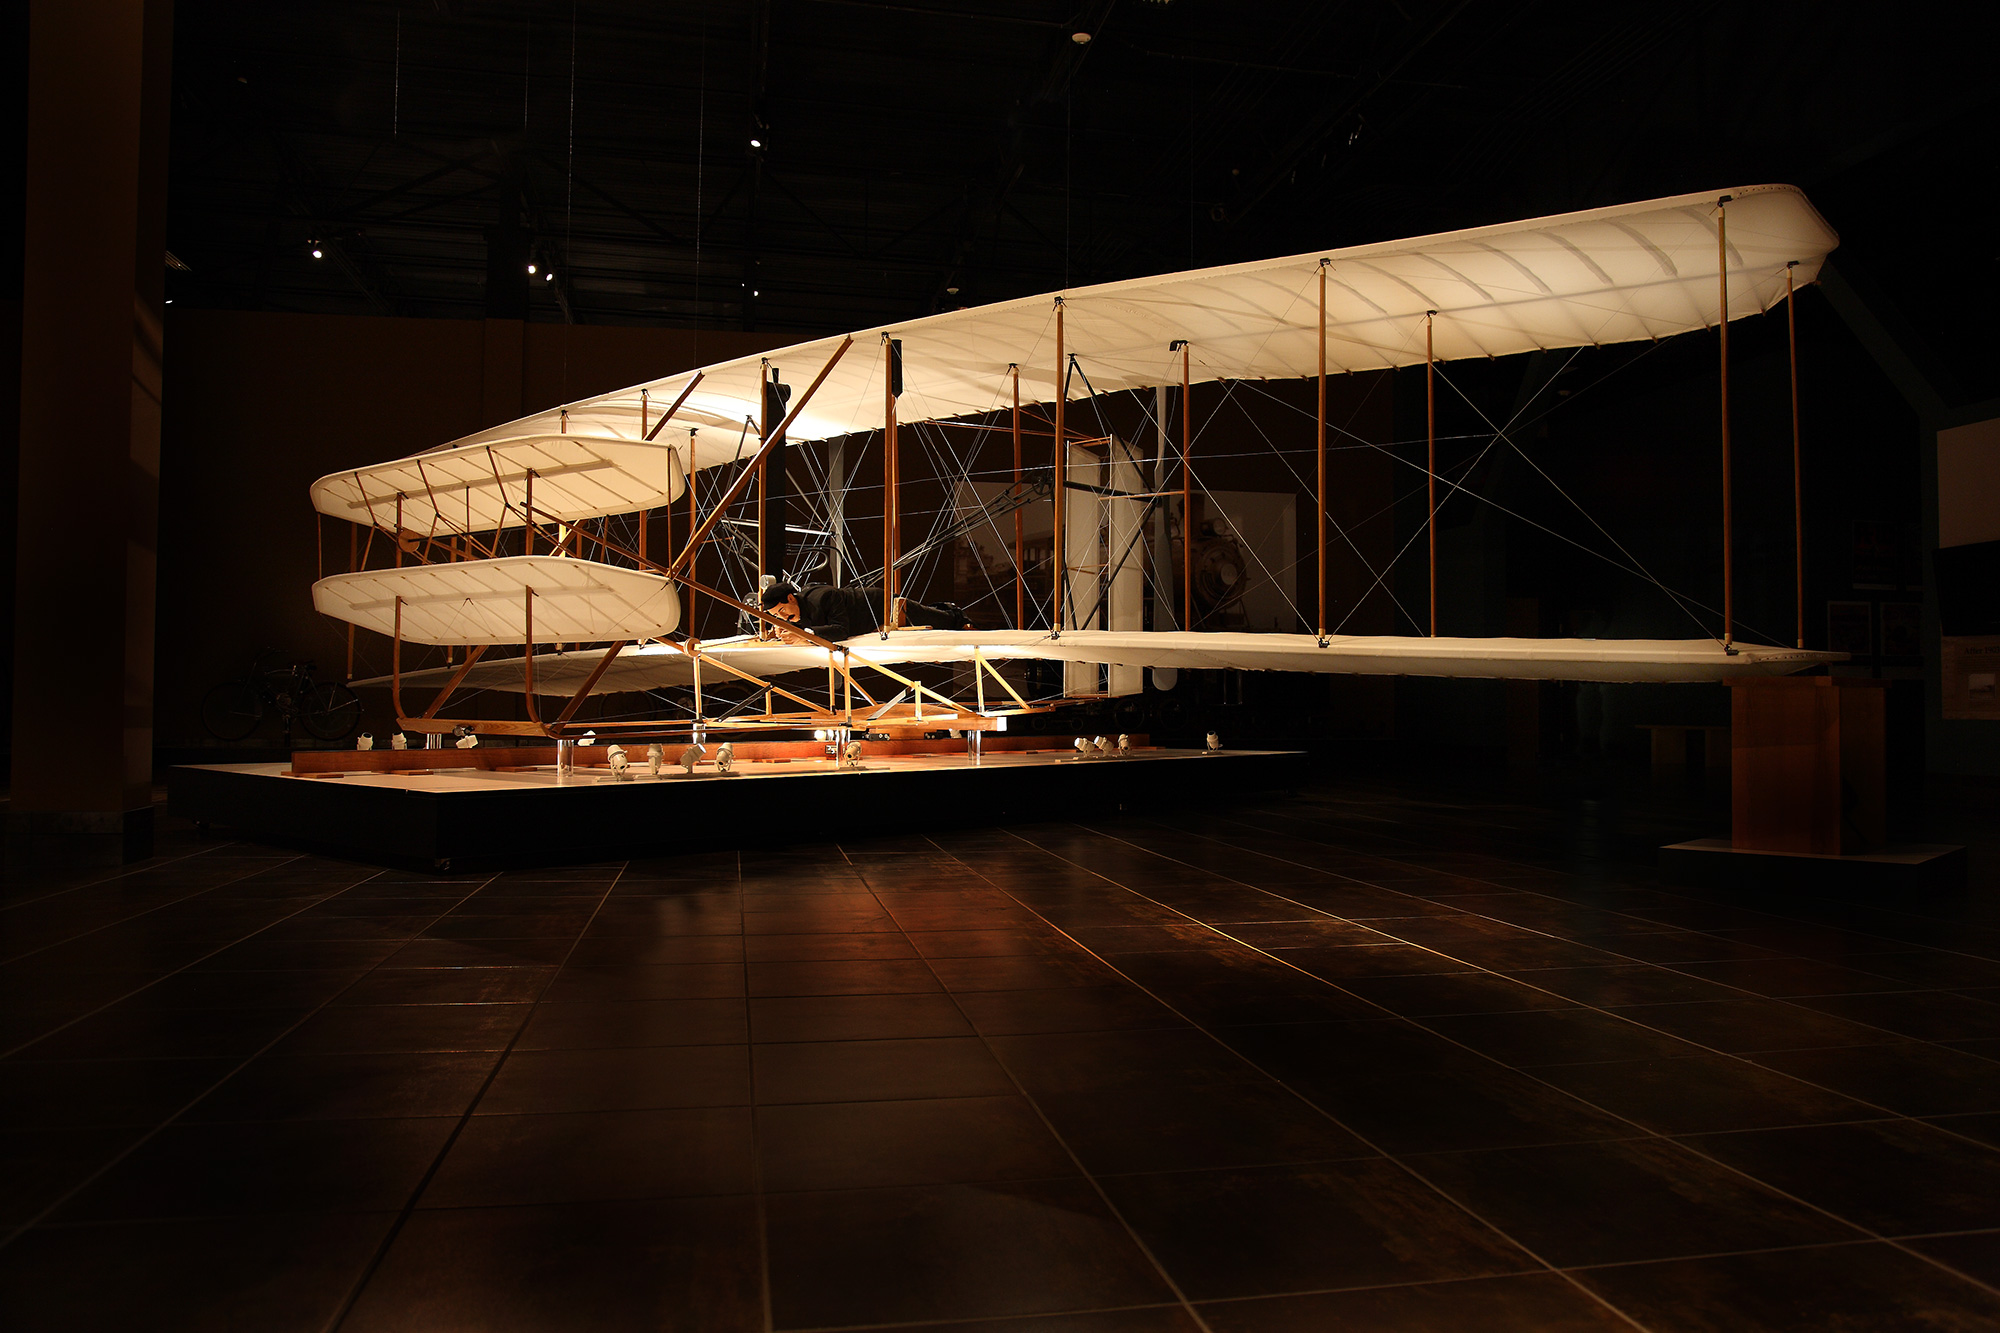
[200, 648, 363, 743]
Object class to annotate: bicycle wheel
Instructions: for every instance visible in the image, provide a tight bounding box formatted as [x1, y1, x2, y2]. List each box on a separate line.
[201, 680, 265, 742]
[299, 681, 364, 741]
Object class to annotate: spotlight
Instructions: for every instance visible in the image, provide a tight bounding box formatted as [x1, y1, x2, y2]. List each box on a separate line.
[544, 271, 554, 282]
[527, 263, 538, 275]
[753, 289, 760, 297]
[310, 245, 323, 259]
[749, 137, 762, 148]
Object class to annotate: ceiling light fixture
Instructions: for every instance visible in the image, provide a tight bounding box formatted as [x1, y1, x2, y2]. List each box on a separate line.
[310, 244, 323, 259]
[1071, 31, 1092, 44]
[527, 262, 538, 275]
[749, 137, 762, 148]
[544, 271, 554, 282]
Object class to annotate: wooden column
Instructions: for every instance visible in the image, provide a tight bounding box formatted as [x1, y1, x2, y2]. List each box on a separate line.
[1730, 677, 1886, 855]
[10, 0, 174, 859]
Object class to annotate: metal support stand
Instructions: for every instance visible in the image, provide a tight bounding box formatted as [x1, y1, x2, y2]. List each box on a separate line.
[555, 738, 575, 779]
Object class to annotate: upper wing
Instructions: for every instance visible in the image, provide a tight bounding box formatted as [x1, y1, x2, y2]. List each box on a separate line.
[314, 185, 1837, 525]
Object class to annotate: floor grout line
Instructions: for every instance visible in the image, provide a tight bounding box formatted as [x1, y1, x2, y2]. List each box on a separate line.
[1027, 815, 2000, 1303]
[317, 860, 630, 1333]
[0, 861, 502, 1251]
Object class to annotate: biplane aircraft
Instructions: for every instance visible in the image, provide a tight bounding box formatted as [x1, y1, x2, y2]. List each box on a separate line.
[309, 184, 1845, 750]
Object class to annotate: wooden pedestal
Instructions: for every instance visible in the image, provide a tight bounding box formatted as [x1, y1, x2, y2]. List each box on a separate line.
[1728, 677, 1886, 855]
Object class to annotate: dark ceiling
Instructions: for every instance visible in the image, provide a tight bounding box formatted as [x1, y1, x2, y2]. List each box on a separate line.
[166, 1, 1996, 397]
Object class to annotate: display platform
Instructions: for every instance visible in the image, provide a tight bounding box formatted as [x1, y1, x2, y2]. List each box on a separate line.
[169, 745, 1309, 870]
[1661, 837, 1968, 892]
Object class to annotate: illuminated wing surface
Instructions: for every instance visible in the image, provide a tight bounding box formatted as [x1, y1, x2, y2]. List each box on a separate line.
[312, 185, 1838, 526]
[360, 628, 1842, 694]
[312, 555, 681, 646]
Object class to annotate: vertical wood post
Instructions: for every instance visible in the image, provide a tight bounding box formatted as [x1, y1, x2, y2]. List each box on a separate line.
[1787, 261, 1805, 649]
[1012, 364, 1024, 629]
[1426, 311, 1437, 637]
[684, 433, 698, 638]
[883, 333, 899, 632]
[1718, 195, 1734, 648]
[1053, 299, 1066, 632]
[1316, 259, 1328, 640]
[1179, 340, 1192, 632]
[522, 588, 539, 724]
[346, 521, 357, 680]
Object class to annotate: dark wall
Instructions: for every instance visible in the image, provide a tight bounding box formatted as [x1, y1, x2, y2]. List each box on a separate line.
[0, 0, 25, 788]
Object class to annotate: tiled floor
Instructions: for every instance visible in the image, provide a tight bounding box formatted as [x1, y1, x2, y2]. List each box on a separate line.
[4, 779, 2000, 1330]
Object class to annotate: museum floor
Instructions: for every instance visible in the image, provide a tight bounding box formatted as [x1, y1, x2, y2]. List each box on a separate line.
[4, 773, 2000, 1331]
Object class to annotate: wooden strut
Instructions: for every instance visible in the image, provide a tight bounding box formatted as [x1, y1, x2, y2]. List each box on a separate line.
[391, 595, 404, 719]
[666, 605, 964, 719]
[1180, 340, 1192, 632]
[522, 587, 539, 724]
[646, 373, 703, 442]
[685, 431, 699, 637]
[553, 641, 630, 726]
[1053, 298, 1066, 633]
[661, 449, 679, 567]
[1787, 261, 1805, 649]
[1426, 310, 1438, 638]
[346, 521, 357, 681]
[975, 649, 1031, 711]
[420, 644, 490, 718]
[413, 457, 483, 562]
[883, 333, 898, 633]
[1011, 364, 1024, 630]
[1718, 195, 1734, 649]
[1317, 259, 1328, 641]
[678, 642, 835, 717]
[667, 338, 853, 580]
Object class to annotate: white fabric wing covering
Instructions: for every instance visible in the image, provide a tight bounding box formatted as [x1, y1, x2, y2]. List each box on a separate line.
[313, 183, 1836, 526]
[310, 434, 688, 534]
[312, 555, 681, 646]
[362, 628, 1842, 695]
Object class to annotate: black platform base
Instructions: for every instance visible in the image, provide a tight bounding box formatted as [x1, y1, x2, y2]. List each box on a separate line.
[168, 749, 1310, 870]
[1661, 837, 1968, 893]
